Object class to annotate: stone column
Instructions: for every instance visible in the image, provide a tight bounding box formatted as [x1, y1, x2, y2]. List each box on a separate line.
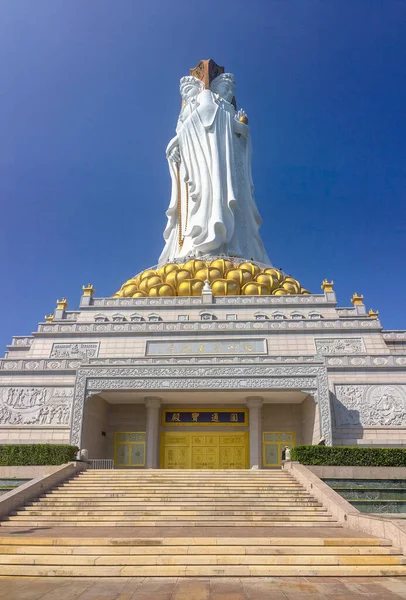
[145, 397, 161, 468]
[246, 396, 263, 469]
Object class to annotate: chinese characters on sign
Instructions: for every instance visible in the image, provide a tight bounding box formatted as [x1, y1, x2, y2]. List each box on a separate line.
[147, 339, 266, 356]
[164, 410, 247, 425]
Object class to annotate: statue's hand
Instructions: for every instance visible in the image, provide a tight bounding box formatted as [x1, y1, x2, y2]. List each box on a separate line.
[236, 109, 249, 125]
[168, 145, 181, 164]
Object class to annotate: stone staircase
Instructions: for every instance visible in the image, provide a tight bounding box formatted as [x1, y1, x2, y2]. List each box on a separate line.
[0, 469, 405, 576]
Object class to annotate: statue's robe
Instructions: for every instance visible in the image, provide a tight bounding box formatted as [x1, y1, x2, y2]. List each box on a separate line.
[159, 89, 270, 264]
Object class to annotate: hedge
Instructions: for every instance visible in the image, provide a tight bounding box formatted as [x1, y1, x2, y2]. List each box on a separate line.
[290, 445, 406, 467]
[0, 444, 79, 466]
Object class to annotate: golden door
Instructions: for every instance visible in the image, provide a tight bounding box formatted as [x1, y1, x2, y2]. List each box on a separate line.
[161, 432, 248, 469]
[262, 432, 296, 467]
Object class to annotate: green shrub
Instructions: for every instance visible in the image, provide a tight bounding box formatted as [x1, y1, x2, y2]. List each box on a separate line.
[0, 444, 78, 466]
[290, 445, 406, 467]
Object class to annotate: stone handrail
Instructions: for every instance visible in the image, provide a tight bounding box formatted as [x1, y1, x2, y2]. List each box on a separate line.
[284, 461, 406, 555]
[0, 462, 87, 520]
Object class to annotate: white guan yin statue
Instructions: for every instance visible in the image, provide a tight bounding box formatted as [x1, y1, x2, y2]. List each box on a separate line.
[159, 60, 270, 265]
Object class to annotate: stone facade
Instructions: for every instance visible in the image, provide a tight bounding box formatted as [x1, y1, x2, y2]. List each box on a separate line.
[1, 284, 405, 465]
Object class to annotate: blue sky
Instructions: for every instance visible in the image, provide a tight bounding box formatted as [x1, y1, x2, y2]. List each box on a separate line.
[1, 0, 405, 351]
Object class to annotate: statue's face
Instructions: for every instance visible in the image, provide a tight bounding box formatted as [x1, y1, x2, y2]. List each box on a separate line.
[212, 80, 234, 102]
[182, 82, 201, 103]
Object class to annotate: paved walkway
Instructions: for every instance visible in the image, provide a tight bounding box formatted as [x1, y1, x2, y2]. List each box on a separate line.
[1, 576, 406, 599]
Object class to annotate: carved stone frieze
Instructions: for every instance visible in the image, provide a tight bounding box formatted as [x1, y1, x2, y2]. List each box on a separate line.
[0, 387, 73, 426]
[333, 384, 406, 427]
[92, 294, 330, 309]
[70, 363, 332, 447]
[50, 342, 99, 360]
[383, 331, 406, 341]
[315, 338, 366, 355]
[36, 318, 379, 336]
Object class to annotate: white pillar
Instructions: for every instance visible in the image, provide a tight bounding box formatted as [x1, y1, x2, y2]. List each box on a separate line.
[246, 396, 263, 469]
[145, 397, 161, 468]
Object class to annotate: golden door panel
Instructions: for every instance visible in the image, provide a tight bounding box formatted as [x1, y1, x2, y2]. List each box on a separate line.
[161, 432, 248, 469]
[262, 431, 296, 467]
[165, 446, 190, 469]
[114, 432, 146, 468]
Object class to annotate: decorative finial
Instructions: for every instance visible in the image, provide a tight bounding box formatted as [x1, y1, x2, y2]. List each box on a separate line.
[56, 298, 68, 310]
[203, 279, 212, 292]
[321, 280, 334, 293]
[82, 283, 95, 297]
[44, 313, 54, 323]
[351, 293, 364, 306]
[368, 308, 379, 319]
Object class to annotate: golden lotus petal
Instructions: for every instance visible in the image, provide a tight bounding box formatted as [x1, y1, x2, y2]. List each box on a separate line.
[256, 273, 279, 291]
[281, 280, 300, 294]
[211, 279, 240, 296]
[239, 262, 261, 277]
[226, 268, 253, 286]
[273, 288, 288, 296]
[132, 291, 147, 297]
[210, 259, 235, 276]
[157, 263, 180, 279]
[263, 268, 283, 282]
[178, 278, 205, 297]
[242, 282, 271, 296]
[148, 283, 176, 297]
[165, 269, 192, 288]
[284, 277, 300, 286]
[301, 287, 310, 294]
[138, 275, 163, 293]
[139, 269, 157, 281]
[194, 267, 222, 282]
[182, 259, 207, 276]
[121, 284, 138, 297]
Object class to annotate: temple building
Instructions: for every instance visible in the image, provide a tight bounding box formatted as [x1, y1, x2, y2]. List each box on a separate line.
[1, 59, 405, 469]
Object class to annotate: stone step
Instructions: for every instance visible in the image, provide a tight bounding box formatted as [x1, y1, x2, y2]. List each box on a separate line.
[0, 536, 391, 546]
[0, 564, 405, 577]
[0, 544, 398, 556]
[16, 508, 328, 517]
[0, 553, 404, 567]
[45, 491, 311, 497]
[5, 513, 335, 522]
[0, 520, 342, 528]
[29, 500, 322, 507]
[25, 502, 326, 514]
[58, 482, 303, 493]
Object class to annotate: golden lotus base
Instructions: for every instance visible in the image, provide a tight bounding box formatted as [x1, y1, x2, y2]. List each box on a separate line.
[113, 258, 309, 298]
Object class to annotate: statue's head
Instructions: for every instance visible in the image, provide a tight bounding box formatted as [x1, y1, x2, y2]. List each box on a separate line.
[211, 73, 235, 102]
[180, 76, 204, 103]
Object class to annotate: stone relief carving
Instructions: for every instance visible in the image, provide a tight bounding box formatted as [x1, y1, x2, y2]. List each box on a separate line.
[0, 387, 73, 426]
[333, 384, 406, 427]
[70, 363, 332, 447]
[92, 294, 330, 309]
[37, 318, 379, 336]
[383, 332, 406, 341]
[50, 343, 99, 360]
[315, 338, 366, 355]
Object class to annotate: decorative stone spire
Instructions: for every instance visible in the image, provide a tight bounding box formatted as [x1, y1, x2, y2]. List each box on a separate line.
[321, 280, 334, 293]
[351, 293, 364, 307]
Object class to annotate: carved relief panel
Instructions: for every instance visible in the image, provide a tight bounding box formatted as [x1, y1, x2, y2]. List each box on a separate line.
[0, 387, 73, 426]
[50, 343, 99, 360]
[333, 385, 406, 427]
[315, 338, 366, 355]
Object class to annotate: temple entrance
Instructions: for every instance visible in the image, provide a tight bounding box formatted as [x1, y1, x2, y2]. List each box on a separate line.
[160, 432, 249, 469]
